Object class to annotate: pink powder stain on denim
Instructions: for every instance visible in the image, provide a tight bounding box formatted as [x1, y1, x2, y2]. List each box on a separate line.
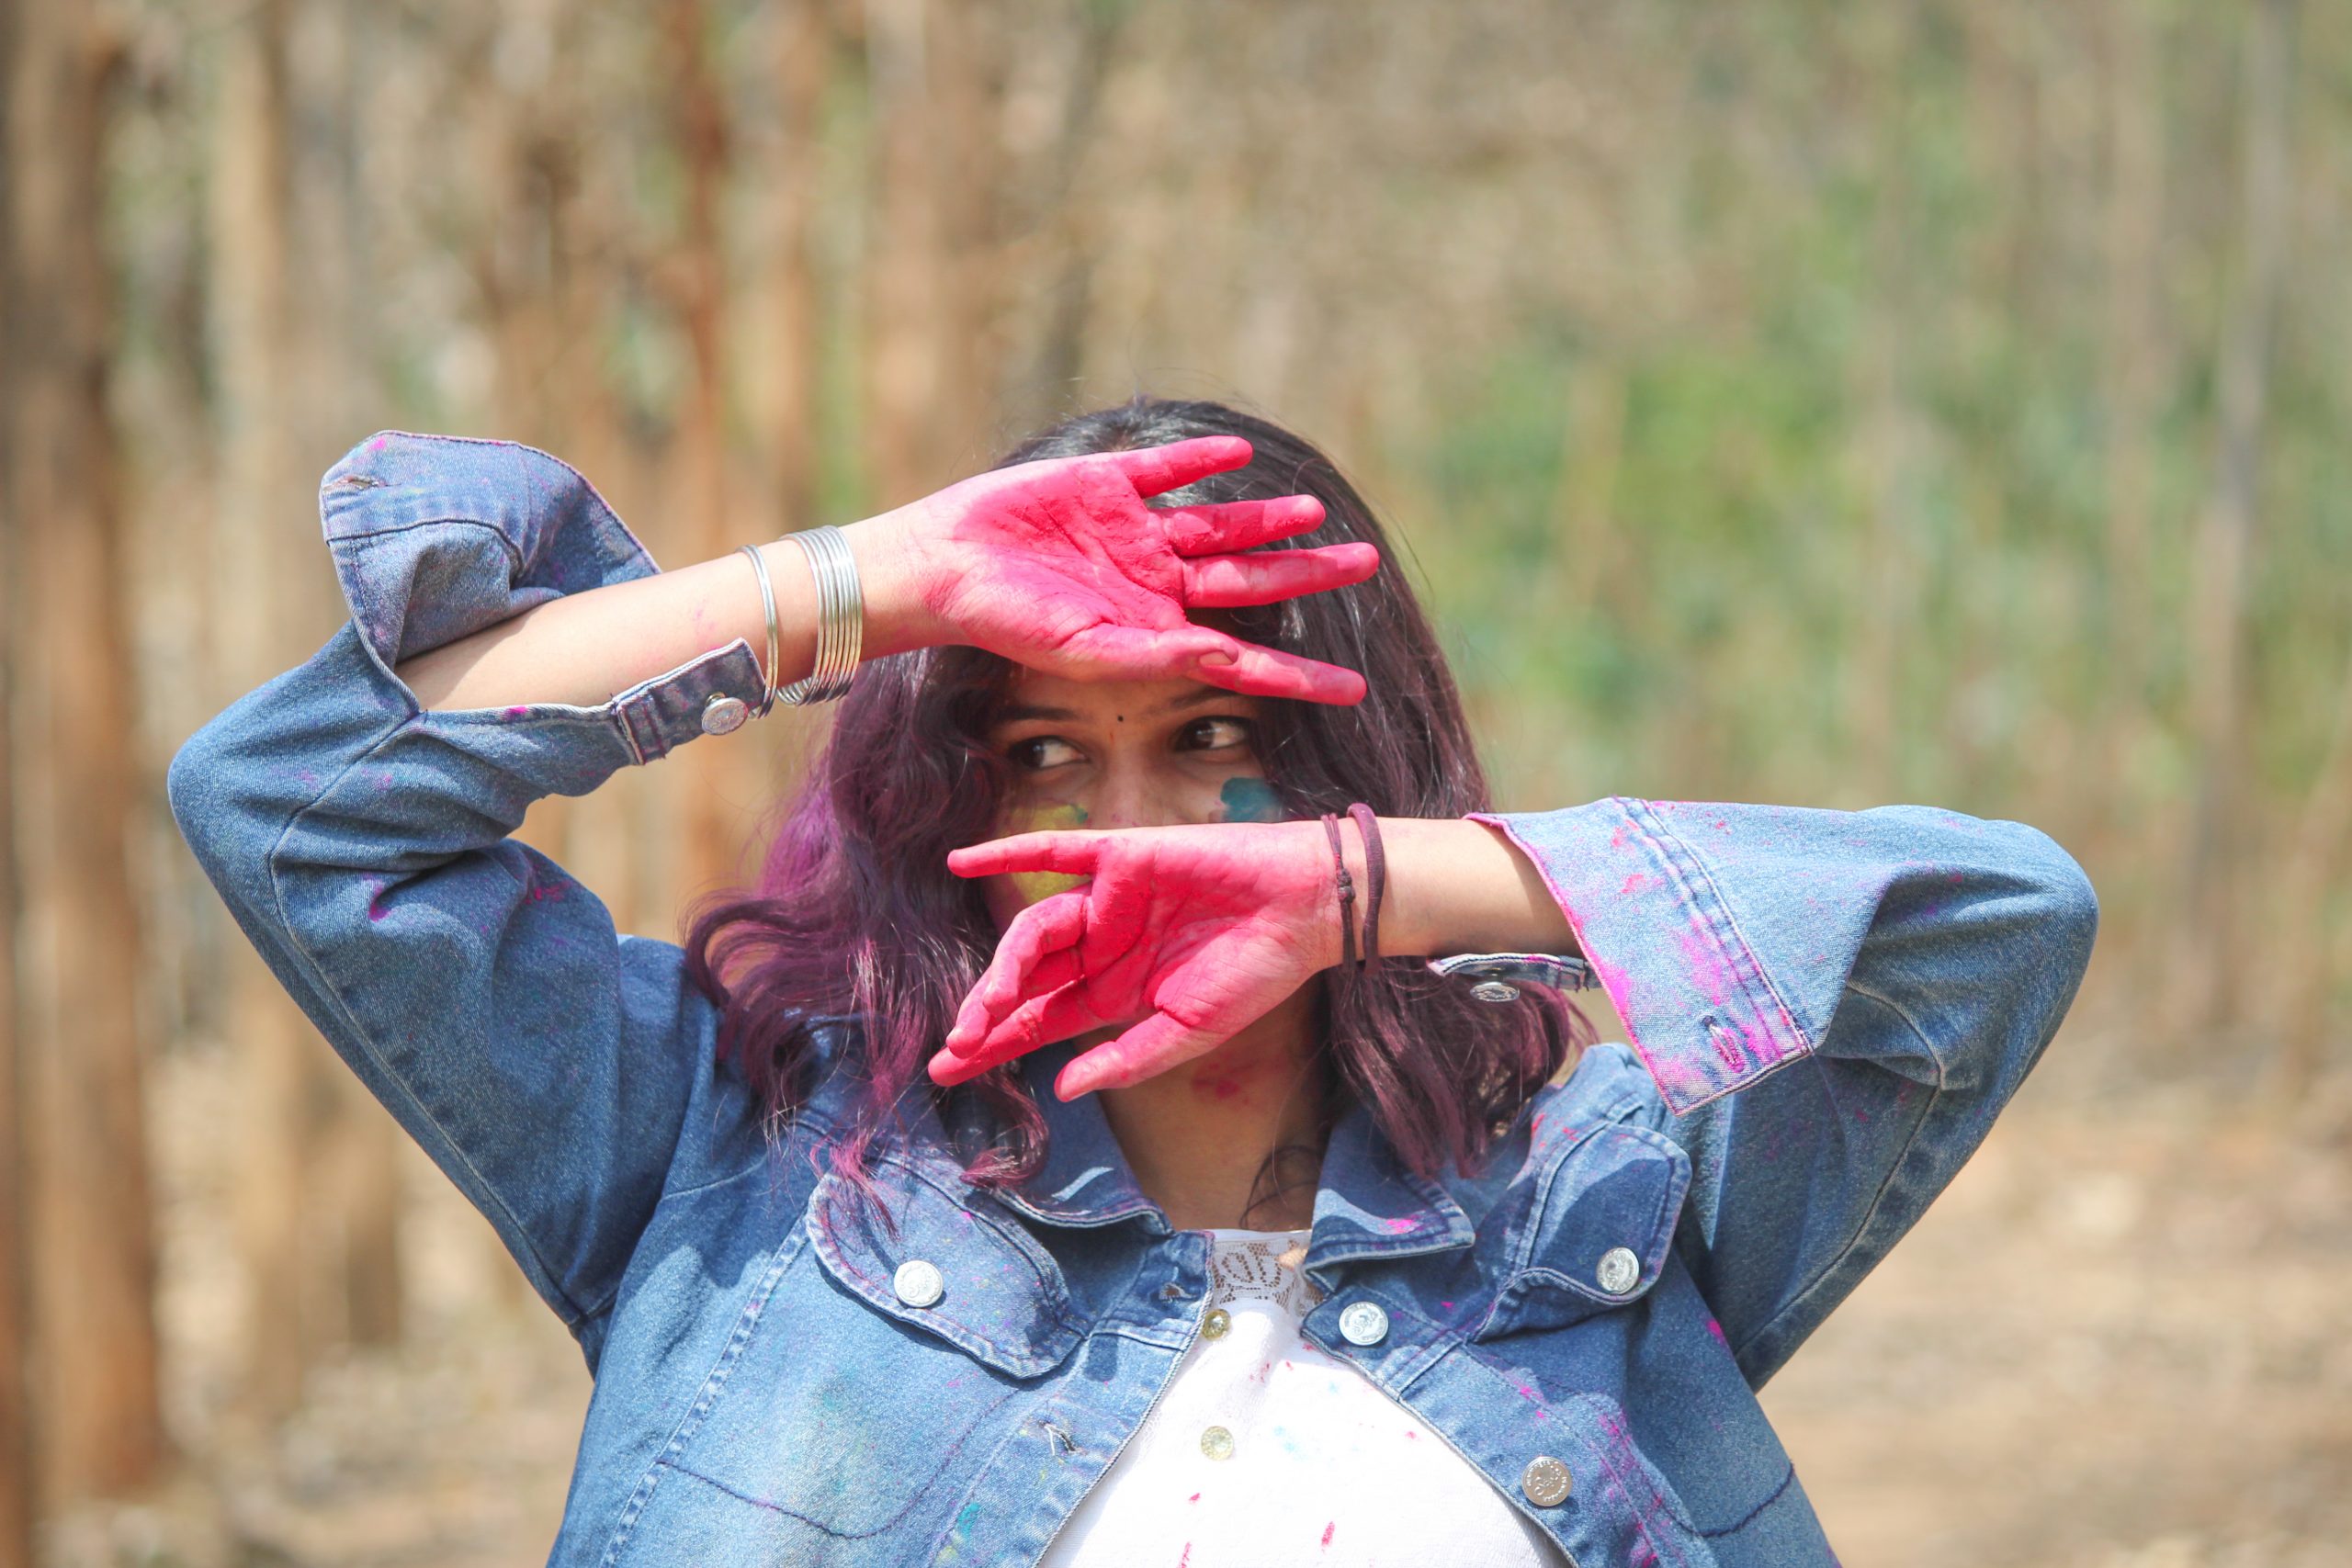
[1619, 871, 1653, 897]
[1383, 1216, 1417, 1235]
[368, 434, 389, 452]
[1579, 948, 1639, 1048]
[503, 705, 531, 720]
[1706, 1316, 1727, 1344]
[1677, 919, 1736, 1010]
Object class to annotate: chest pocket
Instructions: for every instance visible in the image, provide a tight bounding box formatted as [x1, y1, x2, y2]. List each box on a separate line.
[805, 1151, 1087, 1379]
[1474, 1119, 1690, 1341]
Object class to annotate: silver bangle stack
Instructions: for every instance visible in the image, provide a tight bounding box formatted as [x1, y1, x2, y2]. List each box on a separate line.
[736, 525, 863, 712]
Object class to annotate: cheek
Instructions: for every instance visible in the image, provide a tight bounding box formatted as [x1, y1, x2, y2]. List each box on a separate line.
[1216, 775, 1284, 823]
[993, 801, 1090, 919]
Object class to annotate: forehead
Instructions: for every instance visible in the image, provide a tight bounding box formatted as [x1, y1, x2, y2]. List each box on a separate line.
[989, 667, 1253, 726]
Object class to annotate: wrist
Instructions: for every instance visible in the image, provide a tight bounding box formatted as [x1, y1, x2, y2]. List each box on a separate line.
[1380, 817, 1579, 959]
[841, 511, 950, 659]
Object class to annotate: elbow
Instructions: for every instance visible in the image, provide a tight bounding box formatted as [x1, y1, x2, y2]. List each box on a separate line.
[1994, 823, 2099, 1022]
[166, 705, 281, 916]
[166, 716, 232, 874]
[2029, 829, 2100, 974]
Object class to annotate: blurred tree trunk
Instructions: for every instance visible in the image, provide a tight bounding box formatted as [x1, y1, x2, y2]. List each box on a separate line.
[767, 0, 831, 531]
[0, 3, 37, 1552]
[210, 0, 340, 1416]
[4, 0, 167, 1503]
[0, 659, 27, 1560]
[2099, 0, 2165, 746]
[1846, 6, 1917, 802]
[663, 0, 756, 904]
[864, 0, 1002, 502]
[2177, 0, 2294, 1035]
[298, 0, 405, 1355]
[1026, 1, 1125, 428]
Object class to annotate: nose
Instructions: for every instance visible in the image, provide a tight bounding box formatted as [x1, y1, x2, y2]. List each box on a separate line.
[1083, 751, 1212, 832]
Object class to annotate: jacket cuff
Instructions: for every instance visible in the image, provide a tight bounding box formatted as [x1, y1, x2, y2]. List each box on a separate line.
[1469, 801, 1812, 1114]
[320, 430, 768, 766]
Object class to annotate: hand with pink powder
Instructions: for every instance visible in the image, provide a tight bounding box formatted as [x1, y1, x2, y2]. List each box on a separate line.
[927, 815, 1582, 1100]
[864, 437, 1378, 704]
[925, 822, 1349, 1100]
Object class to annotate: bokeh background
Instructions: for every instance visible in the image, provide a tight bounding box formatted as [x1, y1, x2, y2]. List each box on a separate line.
[5, 0, 2350, 1563]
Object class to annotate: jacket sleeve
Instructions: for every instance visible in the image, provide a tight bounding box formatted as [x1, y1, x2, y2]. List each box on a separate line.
[168, 432, 775, 1350]
[1474, 798, 2098, 1385]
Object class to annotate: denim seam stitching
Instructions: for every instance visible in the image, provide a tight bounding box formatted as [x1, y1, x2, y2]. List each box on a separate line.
[1697, 1459, 1796, 1538]
[597, 1231, 806, 1566]
[336, 429, 661, 581]
[1730, 979, 1945, 1371]
[1618, 797, 1815, 1068]
[259, 715, 598, 1327]
[327, 516, 526, 570]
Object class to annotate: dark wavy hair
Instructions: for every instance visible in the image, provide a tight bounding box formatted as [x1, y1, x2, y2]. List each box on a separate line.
[684, 397, 1591, 1200]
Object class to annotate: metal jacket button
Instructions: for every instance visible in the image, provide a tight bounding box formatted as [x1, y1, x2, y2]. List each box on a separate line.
[892, 1258, 944, 1309]
[1201, 1308, 1232, 1340]
[1595, 1246, 1641, 1296]
[1338, 1301, 1389, 1346]
[701, 692, 750, 735]
[1470, 980, 1521, 1003]
[1521, 1455, 1573, 1506]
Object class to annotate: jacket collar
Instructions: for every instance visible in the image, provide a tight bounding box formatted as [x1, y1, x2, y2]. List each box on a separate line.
[991, 1044, 1170, 1232]
[986, 1042, 1476, 1269]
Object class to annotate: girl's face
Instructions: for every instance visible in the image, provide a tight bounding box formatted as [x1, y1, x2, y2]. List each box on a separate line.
[976, 667, 1285, 931]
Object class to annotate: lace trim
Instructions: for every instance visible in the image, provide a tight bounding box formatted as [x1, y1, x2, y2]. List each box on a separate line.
[1205, 1231, 1321, 1318]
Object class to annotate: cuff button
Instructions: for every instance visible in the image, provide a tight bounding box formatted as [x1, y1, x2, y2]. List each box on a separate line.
[701, 693, 751, 736]
[1470, 980, 1521, 1003]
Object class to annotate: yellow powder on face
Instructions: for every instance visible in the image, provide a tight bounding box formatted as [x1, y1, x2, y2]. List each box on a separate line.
[1008, 802, 1090, 905]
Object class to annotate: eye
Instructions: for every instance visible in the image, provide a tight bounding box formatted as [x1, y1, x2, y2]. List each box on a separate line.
[1005, 735, 1083, 771]
[1175, 716, 1256, 754]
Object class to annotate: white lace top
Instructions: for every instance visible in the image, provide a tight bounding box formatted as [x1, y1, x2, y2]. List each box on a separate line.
[1040, 1229, 1568, 1567]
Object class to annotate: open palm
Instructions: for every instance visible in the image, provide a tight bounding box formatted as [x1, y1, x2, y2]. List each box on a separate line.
[890, 438, 1377, 705]
[926, 821, 1345, 1099]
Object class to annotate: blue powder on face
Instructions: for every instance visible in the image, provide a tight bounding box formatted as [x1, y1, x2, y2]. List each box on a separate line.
[1218, 776, 1284, 823]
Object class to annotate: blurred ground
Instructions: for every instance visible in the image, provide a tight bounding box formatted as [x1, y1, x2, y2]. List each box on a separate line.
[41, 1030, 2352, 1568]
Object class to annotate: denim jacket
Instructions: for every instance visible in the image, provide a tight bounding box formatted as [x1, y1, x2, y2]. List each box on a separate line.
[169, 433, 2098, 1567]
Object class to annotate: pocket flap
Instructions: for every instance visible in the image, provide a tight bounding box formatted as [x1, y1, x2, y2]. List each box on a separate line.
[806, 1153, 1085, 1380]
[1475, 1122, 1690, 1340]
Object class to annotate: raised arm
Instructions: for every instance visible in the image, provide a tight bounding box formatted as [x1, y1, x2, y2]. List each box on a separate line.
[394, 433, 1377, 711]
[170, 429, 1376, 1363]
[929, 799, 2096, 1385]
[1474, 798, 2097, 1383]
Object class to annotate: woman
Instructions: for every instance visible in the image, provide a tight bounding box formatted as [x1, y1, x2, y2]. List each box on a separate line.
[172, 398, 2097, 1566]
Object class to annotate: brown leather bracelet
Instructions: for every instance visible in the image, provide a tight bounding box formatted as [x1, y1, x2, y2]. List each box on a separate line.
[1321, 812, 1358, 972]
[1346, 804, 1385, 966]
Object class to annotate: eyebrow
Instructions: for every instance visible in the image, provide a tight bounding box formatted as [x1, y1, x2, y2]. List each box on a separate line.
[990, 689, 1242, 728]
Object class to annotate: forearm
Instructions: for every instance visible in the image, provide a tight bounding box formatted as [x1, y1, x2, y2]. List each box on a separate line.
[395, 516, 933, 712]
[1363, 817, 1578, 958]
